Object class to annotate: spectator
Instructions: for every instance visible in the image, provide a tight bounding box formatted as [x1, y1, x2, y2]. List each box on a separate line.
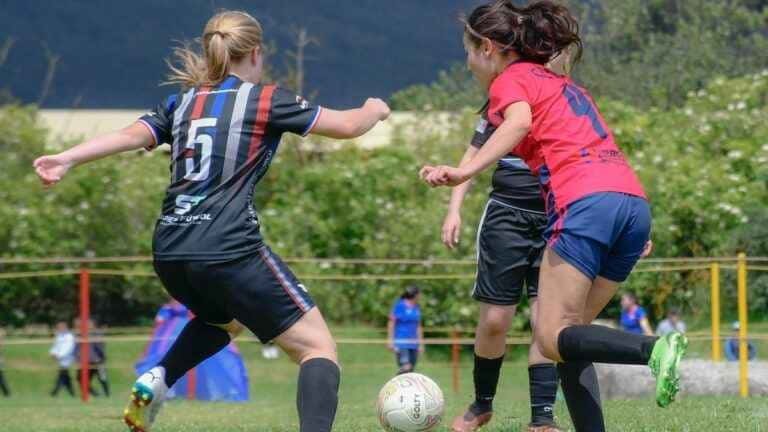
[387, 286, 424, 374]
[0, 328, 10, 397]
[725, 321, 757, 361]
[656, 308, 687, 336]
[620, 293, 654, 336]
[50, 321, 76, 397]
[75, 319, 110, 397]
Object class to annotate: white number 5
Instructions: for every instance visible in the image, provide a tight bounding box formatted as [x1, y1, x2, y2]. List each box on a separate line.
[184, 118, 217, 181]
[174, 194, 206, 215]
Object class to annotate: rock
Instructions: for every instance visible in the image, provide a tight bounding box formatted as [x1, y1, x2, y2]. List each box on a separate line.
[595, 359, 768, 399]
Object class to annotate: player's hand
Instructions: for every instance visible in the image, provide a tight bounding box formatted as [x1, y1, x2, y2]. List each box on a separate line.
[33, 154, 73, 188]
[364, 98, 390, 121]
[641, 240, 654, 258]
[418, 345, 425, 354]
[419, 165, 470, 187]
[387, 341, 395, 352]
[442, 211, 462, 249]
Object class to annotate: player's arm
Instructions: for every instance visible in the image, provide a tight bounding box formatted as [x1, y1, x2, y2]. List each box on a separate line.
[33, 122, 154, 187]
[417, 322, 425, 354]
[421, 102, 531, 187]
[442, 145, 479, 249]
[309, 98, 390, 139]
[640, 317, 654, 336]
[386, 314, 396, 352]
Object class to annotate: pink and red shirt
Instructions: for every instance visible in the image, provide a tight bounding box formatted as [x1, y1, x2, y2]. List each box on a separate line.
[487, 61, 646, 212]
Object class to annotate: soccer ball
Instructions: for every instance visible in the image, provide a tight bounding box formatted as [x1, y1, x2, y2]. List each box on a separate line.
[376, 373, 444, 432]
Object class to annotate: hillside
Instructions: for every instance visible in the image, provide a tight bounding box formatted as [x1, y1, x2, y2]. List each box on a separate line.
[0, 0, 482, 109]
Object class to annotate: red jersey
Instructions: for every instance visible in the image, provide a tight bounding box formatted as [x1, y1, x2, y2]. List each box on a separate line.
[487, 61, 646, 212]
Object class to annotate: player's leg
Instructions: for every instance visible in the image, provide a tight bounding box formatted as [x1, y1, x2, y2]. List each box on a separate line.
[0, 369, 9, 396]
[555, 282, 614, 432]
[274, 308, 339, 432]
[396, 348, 414, 375]
[125, 260, 235, 432]
[221, 246, 338, 432]
[538, 194, 685, 409]
[409, 349, 419, 372]
[150, 261, 235, 390]
[97, 365, 110, 397]
[453, 201, 545, 432]
[62, 369, 75, 397]
[527, 298, 558, 430]
[524, 217, 559, 431]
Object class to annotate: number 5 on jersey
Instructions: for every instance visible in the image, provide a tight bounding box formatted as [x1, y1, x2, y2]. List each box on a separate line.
[184, 118, 217, 181]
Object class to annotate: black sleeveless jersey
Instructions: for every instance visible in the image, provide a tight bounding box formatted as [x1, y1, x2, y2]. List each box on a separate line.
[139, 75, 322, 260]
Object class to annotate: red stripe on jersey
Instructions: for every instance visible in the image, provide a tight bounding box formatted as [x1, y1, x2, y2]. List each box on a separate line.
[190, 86, 211, 119]
[247, 85, 276, 160]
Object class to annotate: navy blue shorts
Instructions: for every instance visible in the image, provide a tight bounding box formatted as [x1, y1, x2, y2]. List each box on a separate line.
[395, 348, 419, 368]
[544, 192, 651, 282]
[154, 245, 315, 343]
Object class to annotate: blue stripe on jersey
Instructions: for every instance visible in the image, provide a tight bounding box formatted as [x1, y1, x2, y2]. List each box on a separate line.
[165, 94, 178, 111]
[210, 77, 237, 117]
[194, 77, 239, 195]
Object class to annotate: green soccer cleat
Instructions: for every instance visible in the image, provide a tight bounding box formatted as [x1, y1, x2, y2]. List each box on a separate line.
[648, 332, 688, 408]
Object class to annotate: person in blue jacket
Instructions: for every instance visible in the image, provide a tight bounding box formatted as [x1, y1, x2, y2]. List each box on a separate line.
[387, 286, 424, 374]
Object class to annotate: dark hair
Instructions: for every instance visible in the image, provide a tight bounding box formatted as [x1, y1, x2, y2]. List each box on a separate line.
[463, 0, 582, 66]
[622, 292, 638, 303]
[401, 285, 420, 300]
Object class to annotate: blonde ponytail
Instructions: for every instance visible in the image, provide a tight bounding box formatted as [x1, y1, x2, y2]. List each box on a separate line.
[165, 11, 263, 88]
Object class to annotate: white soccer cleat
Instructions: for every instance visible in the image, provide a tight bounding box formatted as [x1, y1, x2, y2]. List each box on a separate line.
[123, 367, 169, 432]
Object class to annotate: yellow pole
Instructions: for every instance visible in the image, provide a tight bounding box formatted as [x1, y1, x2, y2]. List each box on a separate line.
[710, 263, 721, 362]
[737, 252, 749, 398]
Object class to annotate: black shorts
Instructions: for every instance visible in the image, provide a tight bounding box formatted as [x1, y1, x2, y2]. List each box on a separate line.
[153, 245, 315, 343]
[473, 199, 547, 306]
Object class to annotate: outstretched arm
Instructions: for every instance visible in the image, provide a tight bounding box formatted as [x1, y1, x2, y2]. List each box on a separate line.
[34, 122, 154, 187]
[309, 98, 390, 139]
[442, 145, 479, 249]
[420, 102, 531, 187]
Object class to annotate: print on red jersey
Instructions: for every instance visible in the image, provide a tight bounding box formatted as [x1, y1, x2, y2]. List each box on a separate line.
[487, 62, 646, 212]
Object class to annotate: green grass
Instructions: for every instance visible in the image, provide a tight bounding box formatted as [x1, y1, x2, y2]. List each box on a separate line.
[0, 327, 766, 432]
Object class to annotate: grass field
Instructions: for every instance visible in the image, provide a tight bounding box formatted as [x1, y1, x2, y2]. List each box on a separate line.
[1, 326, 766, 432]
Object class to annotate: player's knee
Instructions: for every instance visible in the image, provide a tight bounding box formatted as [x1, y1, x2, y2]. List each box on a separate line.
[534, 325, 561, 361]
[478, 315, 509, 338]
[212, 320, 245, 339]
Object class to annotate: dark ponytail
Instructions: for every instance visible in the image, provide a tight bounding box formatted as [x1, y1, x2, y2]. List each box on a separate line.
[463, 0, 582, 66]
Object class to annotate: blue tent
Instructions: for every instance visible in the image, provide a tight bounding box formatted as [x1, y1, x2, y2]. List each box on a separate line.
[135, 301, 249, 401]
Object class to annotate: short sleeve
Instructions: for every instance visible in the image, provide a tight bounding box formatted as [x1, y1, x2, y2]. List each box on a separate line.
[488, 69, 533, 127]
[636, 307, 647, 320]
[470, 109, 496, 149]
[269, 87, 322, 137]
[138, 94, 177, 151]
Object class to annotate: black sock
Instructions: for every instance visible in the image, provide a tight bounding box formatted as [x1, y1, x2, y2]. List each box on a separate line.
[470, 354, 504, 414]
[529, 364, 558, 426]
[297, 358, 340, 432]
[558, 362, 605, 432]
[158, 317, 231, 387]
[558, 325, 657, 364]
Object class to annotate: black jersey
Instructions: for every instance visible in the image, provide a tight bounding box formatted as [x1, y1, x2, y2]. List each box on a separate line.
[470, 108, 544, 213]
[139, 75, 321, 261]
